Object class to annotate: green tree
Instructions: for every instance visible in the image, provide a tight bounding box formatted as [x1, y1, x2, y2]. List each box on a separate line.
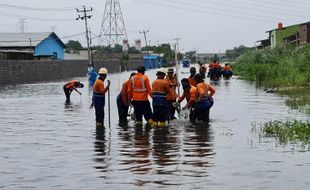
[225, 45, 254, 60]
[65, 40, 82, 51]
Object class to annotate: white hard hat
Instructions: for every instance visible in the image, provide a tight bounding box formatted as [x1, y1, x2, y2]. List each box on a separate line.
[98, 67, 108, 75]
[157, 68, 167, 75]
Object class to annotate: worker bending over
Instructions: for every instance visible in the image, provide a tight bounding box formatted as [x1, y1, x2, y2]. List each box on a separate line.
[63, 80, 84, 102]
[117, 72, 136, 123]
[193, 73, 215, 122]
[92, 68, 111, 127]
[151, 68, 170, 127]
[177, 78, 199, 123]
[128, 66, 153, 125]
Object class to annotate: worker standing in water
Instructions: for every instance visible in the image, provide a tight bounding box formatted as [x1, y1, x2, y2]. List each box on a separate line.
[193, 73, 215, 122]
[188, 67, 197, 87]
[128, 66, 153, 125]
[199, 63, 207, 79]
[63, 80, 84, 102]
[165, 68, 178, 120]
[222, 63, 233, 79]
[177, 78, 199, 122]
[151, 68, 170, 127]
[117, 72, 136, 123]
[92, 68, 111, 127]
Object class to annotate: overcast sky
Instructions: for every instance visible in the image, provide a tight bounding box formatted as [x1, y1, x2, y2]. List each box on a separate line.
[0, 0, 309, 53]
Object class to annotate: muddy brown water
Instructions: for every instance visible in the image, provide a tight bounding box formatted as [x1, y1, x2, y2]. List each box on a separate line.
[1, 67, 310, 190]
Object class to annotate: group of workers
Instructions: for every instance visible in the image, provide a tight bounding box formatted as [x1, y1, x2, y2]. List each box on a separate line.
[198, 61, 233, 80]
[116, 66, 215, 127]
[63, 65, 217, 128]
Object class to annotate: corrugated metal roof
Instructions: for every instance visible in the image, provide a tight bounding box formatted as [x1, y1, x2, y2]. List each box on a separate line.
[0, 32, 63, 47]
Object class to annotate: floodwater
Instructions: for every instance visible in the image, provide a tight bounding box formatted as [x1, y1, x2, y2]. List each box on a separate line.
[1, 67, 310, 190]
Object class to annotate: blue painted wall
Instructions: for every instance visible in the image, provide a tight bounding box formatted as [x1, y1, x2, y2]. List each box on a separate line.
[143, 55, 162, 69]
[34, 35, 64, 60]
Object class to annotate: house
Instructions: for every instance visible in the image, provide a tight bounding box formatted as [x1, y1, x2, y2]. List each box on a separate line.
[0, 32, 66, 60]
[256, 39, 271, 49]
[266, 21, 310, 48]
[299, 22, 310, 45]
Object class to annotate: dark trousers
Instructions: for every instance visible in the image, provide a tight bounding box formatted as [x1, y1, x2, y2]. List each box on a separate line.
[190, 98, 214, 123]
[63, 87, 72, 101]
[95, 106, 105, 124]
[168, 101, 176, 119]
[132, 101, 152, 122]
[117, 94, 129, 122]
[153, 105, 168, 122]
[190, 108, 210, 122]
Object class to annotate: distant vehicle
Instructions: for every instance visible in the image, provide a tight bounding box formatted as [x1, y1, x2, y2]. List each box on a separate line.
[182, 58, 190, 67]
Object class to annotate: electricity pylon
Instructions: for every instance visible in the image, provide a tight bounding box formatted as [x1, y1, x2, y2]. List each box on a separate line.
[99, 0, 128, 47]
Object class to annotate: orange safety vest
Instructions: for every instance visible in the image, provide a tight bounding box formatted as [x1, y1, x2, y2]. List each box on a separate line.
[128, 73, 152, 101]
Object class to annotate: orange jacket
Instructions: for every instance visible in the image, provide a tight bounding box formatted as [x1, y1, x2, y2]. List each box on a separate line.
[93, 79, 108, 94]
[64, 80, 79, 90]
[152, 79, 170, 96]
[196, 82, 215, 100]
[128, 73, 152, 101]
[188, 77, 197, 87]
[223, 65, 232, 71]
[178, 85, 198, 108]
[121, 80, 130, 105]
[164, 76, 177, 101]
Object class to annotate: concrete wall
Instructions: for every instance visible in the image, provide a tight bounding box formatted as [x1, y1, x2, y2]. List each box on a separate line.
[0, 59, 142, 86]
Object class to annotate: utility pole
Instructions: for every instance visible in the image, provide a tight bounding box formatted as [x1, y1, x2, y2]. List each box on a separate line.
[140, 30, 149, 47]
[174, 37, 181, 103]
[76, 6, 93, 68]
[140, 30, 152, 68]
[28, 37, 32, 52]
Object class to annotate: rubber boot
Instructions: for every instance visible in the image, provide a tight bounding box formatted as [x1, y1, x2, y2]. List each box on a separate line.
[159, 121, 166, 128]
[96, 122, 104, 128]
[151, 121, 158, 127]
[148, 119, 154, 125]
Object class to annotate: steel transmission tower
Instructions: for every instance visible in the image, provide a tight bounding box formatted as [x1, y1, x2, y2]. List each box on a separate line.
[99, 0, 128, 47]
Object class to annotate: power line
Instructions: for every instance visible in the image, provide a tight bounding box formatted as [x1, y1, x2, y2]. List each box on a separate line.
[130, 0, 274, 23]
[0, 3, 74, 11]
[175, 0, 310, 18]
[160, 0, 295, 21]
[0, 10, 74, 21]
[0, 32, 86, 43]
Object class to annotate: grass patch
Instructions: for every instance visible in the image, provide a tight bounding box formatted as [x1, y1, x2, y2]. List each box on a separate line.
[278, 87, 310, 115]
[233, 44, 310, 115]
[253, 119, 310, 150]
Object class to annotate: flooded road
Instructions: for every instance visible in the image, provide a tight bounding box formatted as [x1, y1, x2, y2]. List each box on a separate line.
[1, 67, 310, 190]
